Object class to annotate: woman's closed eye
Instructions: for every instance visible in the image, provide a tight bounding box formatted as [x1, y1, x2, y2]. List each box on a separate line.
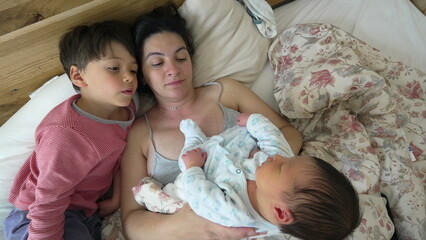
[177, 57, 187, 62]
[151, 62, 163, 67]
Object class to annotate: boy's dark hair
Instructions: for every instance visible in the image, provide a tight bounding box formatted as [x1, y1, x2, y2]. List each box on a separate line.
[280, 157, 361, 240]
[59, 20, 136, 92]
[132, 3, 194, 95]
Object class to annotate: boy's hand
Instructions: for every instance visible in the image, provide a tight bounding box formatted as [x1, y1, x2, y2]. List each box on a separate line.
[97, 198, 119, 217]
[237, 113, 251, 127]
[182, 148, 207, 169]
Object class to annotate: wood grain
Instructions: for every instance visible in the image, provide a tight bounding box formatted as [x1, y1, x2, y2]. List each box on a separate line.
[0, 0, 92, 36]
[411, 0, 426, 15]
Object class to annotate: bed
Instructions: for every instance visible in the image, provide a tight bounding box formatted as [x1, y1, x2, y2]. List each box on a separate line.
[0, 0, 425, 239]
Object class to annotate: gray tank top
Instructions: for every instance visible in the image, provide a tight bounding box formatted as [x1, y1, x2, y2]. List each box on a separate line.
[144, 82, 240, 185]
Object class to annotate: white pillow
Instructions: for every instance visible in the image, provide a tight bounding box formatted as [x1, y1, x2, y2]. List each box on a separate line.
[179, 0, 270, 87]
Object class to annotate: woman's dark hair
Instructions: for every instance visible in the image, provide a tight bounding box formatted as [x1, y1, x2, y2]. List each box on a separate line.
[59, 20, 136, 92]
[132, 3, 194, 94]
[280, 156, 361, 240]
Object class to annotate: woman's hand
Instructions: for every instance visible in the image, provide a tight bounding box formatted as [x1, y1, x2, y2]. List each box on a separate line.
[173, 205, 261, 240]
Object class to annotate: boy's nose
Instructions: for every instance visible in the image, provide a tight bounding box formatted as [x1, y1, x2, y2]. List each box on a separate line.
[124, 72, 135, 82]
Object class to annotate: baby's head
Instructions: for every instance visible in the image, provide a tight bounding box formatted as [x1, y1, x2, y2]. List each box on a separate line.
[59, 20, 136, 92]
[256, 155, 360, 240]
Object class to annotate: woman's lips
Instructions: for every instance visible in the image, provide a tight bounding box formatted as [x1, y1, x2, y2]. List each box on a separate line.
[166, 80, 184, 87]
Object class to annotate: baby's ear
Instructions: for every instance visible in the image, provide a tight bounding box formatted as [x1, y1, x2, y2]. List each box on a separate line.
[273, 204, 294, 225]
[70, 65, 87, 88]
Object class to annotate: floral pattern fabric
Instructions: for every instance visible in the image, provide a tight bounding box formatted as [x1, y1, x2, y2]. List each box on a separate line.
[269, 23, 426, 240]
[100, 23, 426, 240]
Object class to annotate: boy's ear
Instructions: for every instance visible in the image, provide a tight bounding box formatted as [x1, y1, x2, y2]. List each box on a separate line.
[70, 65, 87, 88]
[274, 204, 294, 225]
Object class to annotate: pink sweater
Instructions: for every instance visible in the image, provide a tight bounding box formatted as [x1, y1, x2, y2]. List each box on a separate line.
[9, 94, 136, 240]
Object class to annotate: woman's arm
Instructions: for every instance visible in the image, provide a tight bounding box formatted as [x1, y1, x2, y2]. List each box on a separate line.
[218, 78, 303, 155]
[120, 119, 155, 239]
[120, 119, 257, 240]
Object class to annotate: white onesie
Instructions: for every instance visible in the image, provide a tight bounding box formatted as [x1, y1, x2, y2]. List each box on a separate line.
[169, 113, 294, 236]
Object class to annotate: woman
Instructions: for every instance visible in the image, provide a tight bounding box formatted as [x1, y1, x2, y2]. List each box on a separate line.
[120, 4, 303, 240]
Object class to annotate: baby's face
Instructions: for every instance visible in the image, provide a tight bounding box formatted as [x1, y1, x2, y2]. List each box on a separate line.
[255, 155, 315, 200]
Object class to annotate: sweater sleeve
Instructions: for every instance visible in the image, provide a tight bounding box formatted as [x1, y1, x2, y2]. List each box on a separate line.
[27, 127, 98, 240]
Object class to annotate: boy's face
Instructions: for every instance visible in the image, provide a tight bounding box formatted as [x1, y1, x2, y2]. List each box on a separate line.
[255, 155, 314, 203]
[79, 41, 138, 109]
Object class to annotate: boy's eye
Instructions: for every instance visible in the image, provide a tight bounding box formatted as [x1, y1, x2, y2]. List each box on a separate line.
[108, 66, 119, 71]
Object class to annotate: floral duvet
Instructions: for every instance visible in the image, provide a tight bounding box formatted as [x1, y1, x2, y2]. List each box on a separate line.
[101, 23, 425, 240]
[269, 23, 426, 240]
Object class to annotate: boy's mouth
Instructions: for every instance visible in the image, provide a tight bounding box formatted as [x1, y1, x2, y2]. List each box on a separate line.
[122, 89, 133, 95]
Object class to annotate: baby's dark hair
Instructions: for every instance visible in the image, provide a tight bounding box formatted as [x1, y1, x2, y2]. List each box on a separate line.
[132, 3, 194, 95]
[59, 20, 136, 92]
[280, 156, 361, 240]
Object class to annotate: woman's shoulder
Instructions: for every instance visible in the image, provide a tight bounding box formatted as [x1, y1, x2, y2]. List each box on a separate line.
[215, 78, 248, 109]
[128, 114, 151, 138]
[197, 78, 244, 98]
[216, 78, 243, 88]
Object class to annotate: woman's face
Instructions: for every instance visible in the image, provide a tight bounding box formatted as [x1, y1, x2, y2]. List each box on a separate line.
[141, 32, 193, 102]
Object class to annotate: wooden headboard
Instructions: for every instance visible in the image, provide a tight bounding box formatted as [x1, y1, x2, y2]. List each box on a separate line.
[0, 0, 289, 126]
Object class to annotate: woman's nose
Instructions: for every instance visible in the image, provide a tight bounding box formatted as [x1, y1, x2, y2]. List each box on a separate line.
[166, 61, 179, 76]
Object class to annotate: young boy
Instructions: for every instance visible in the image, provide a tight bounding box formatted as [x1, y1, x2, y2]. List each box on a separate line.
[3, 20, 138, 240]
[134, 113, 360, 240]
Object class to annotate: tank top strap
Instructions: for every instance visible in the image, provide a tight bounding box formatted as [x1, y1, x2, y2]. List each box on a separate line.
[203, 81, 223, 102]
[144, 113, 157, 151]
[204, 81, 239, 130]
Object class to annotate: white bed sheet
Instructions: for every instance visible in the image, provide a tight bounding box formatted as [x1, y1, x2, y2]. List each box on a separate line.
[275, 0, 426, 72]
[252, 0, 426, 109]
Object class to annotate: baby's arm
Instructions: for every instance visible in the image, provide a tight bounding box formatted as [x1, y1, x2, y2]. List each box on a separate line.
[182, 148, 207, 169]
[247, 114, 294, 157]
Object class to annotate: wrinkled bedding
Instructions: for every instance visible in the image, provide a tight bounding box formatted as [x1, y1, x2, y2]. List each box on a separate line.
[269, 23, 426, 240]
[100, 23, 426, 240]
